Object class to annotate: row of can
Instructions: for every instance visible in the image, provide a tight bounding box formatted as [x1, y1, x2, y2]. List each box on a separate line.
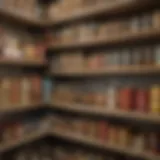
[52, 115, 160, 155]
[0, 76, 53, 107]
[53, 84, 160, 114]
[51, 10, 160, 45]
[51, 45, 160, 72]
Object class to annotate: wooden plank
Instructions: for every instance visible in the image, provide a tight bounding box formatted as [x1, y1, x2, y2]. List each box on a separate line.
[50, 65, 160, 77]
[51, 102, 160, 124]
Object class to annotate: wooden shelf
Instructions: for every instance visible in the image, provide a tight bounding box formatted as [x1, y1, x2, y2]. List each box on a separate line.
[0, 7, 46, 27]
[0, 60, 47, 67]
[0, 102, 45, 113]
[50, 130, 159, 160]
[0, 130, 47, 153]
[49, 0, 159, 25]
[0, 0, 159, 27]
[50, 65, 160, 77]
[51, 102, 160, 124]
[50, 29, 160, 51]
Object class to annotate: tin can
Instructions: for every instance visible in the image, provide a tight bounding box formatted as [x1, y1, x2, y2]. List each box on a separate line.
[150, 85, 160, 114]
[140, 14, 153, 31]
[107, 125, 119, 145]
[131, 49, 142, 65]
[10, 78, 21, 105]
[143, 47, 153, 65]
[1, 78, 11, 106]
[119, 88, 134, 111]
[147, 133, 159, 154]
[94, 92, 105, 106]
[132, 132, 145, 152]
[31, 76, 41, 103]
[110, 52, 120, 66]
[154, 45, 160, 65]
[130, 16, 141, 32]
[21, 77, 31, 105]
[153, 11, 160, 29]
[120, 50, 131, 66]
[98, 121, 108, 142]
[89, 121, 97, 139]
[43, 78, 52, 103]
[118, 127, 130, 147]
[106, 86, 117, 110]
[135, 89, 149, 113]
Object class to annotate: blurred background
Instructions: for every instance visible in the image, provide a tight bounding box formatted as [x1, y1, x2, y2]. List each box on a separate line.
[0, 0, 160, 160]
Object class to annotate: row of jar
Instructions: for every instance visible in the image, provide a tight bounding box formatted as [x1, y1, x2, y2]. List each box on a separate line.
[52, 115, 160, 155]
[0, 0, 44, 18]
[51, 10, 160, 45]
[53, 84, 160, 114]
[11, 144, 134, 160]
[0, 25, 45, 62]
[47, 0, 128, 20]
[51, 45, 160, 72]
[0, 115, 49, 144]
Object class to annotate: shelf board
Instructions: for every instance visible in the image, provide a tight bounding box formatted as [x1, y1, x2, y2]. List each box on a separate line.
[51, 102, 160, 124]
[50, 130, 159, 160]
[0, 102, 45, 113]
[0, 130, 47, 153]
[0, 0, 159, 27]
[49, 0, 159, 25]
[0, 7, 46, 27]
[50, 65, 160, 77]
[50, 29, 160, 50]
[0, 60, 47, 67]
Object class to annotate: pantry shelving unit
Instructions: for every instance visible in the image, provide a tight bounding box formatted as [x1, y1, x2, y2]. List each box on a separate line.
[1, 0, 160, 160]
[47, 0, 160, 160]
